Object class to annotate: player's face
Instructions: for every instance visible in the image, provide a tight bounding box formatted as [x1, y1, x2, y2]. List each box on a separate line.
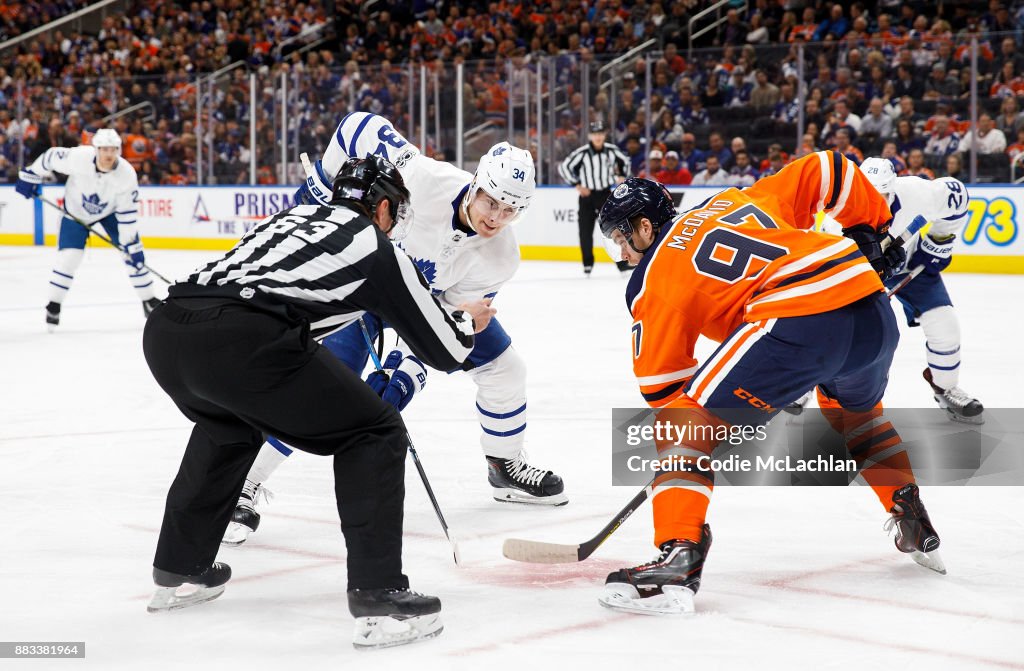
[96, 146, 119, 171]
[468, 190, 519, 237]
[611, 219, 654, 266]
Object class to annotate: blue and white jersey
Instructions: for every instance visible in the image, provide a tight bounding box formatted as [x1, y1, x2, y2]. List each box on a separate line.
[320, 112, 520, 309]
[886, 175, 969, 272]
[21, 145, 139, 232]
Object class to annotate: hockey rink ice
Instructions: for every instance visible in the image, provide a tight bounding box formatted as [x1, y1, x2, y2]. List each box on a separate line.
[1, 245, 1021, 670]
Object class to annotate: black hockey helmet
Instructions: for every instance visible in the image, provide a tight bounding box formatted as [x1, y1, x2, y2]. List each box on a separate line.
[331, 155, 412, 234]
[598, 177, 676, 241]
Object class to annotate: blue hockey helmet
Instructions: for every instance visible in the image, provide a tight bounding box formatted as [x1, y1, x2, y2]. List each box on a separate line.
[598, 177, 676, 241]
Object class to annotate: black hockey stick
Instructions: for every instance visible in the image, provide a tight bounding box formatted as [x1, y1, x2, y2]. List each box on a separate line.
[37, 196, 173, 284]
[358, 318, 462, 567]
[504, 215, 930, 565]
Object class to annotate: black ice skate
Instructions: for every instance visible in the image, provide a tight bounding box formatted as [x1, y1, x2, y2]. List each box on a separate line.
[45, 301, 61, 332]
[924, 368, 984, 425]
[142, 297, 161, 317]
[600, 524, 712, 615]
[487, 453, 567, 506]
[222, 480, 271, 546]
[348, 587, 443, 650]
[884, 483, 945, 574]
[148, 562, 231, 612]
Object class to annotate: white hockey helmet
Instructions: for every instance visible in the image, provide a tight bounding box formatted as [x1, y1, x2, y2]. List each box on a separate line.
[465, 141, 536, 226]
[860, 157, 896, 196]
[91, 128, 122, 149]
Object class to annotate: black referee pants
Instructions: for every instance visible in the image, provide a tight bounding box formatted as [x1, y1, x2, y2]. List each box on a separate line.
[578, 189, 630, 271]
[143, 298, 410, 591]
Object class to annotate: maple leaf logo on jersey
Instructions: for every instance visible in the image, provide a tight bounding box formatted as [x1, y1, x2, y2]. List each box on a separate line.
[410, 256, 438, 287]
[81, 193, 108, 216]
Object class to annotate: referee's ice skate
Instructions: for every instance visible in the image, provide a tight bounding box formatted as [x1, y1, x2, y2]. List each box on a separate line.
[147, 562, 231, 612]
[349, 587, 443, 650]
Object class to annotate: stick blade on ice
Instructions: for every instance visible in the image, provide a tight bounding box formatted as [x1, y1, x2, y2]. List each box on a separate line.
[502, 538, 580, 564]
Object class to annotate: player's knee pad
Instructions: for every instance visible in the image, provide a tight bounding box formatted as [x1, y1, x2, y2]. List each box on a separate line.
[469, 346, 527, 408]
[917, 305, 960, 351]
[54, 248, 85, 276]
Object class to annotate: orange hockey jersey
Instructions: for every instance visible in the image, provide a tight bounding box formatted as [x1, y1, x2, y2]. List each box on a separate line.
[628, 151, 892, 407]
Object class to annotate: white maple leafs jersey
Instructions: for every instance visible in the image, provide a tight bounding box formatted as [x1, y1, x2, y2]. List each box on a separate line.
[886, 175, 969, 241]
[22, 145, 140, 228]
[321, 112, 520, 309]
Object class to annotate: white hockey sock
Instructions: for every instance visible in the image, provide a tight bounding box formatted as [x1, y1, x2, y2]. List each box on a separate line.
[247, 440, 292, 484]
[469, 348, 528, 460]
[47, 248, 85, 304]
[126, 264, 156, 301]
[919, 305, 961, 390]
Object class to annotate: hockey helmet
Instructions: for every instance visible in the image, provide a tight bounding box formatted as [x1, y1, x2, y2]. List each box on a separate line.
[464, 141, 536, 226]
[598, 177, 676, 242]
[860, 157, 897, 197]
[91, 128, 122, 149]
[331, 155, 413, 239]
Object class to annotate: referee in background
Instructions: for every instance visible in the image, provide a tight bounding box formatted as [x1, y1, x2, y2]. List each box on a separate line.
[558, 120, 631, 276]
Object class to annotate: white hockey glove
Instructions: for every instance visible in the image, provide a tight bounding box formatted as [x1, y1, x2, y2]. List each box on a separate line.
[909, 233, 955, 275]
[293, 158, 334, 206]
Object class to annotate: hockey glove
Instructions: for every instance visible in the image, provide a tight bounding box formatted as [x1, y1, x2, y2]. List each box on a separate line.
[843, 224, 906, 281]
[909, 233, 955, 275]
[122, 234, 146, 271]
[365, 350, 428, 412]
[15, 170, 42, 199]
[293, 158, 333, 206]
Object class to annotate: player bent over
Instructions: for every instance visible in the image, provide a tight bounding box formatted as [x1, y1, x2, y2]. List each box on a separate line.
[223, 114, 565, 545]
[596, 152, 943, 616]
[860, 157, 983, 424]
[143, 156, 494, 649]
[15, 128, 158, 330]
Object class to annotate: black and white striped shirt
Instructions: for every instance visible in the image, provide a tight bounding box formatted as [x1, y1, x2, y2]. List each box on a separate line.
[171, 204, 474, 372]
[558, 142, 631, 191]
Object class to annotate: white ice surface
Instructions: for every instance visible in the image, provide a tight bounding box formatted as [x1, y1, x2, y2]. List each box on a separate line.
[1, 247, 1021, 671]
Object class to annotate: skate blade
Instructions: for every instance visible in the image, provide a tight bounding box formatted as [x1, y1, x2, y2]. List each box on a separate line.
[911, 549, 947, 575]
[492, 487, 569, 507]
[147, 584, 226, 612]
[352, 614, 443, 650]
[46, 324, 57, 333]
[943, 409, 985, 425]
[221, 522, 254, 546]
[598, 583, 695, 616]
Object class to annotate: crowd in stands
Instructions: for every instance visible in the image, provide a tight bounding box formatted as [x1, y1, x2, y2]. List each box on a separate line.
[4, 0, 1024, 186]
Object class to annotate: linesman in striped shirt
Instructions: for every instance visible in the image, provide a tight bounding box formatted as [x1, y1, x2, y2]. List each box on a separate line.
[558, 120, 632, 276]
[141, 156, 495, 648]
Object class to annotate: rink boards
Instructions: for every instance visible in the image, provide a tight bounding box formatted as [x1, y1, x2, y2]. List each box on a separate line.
[0, 184, 1021, 273]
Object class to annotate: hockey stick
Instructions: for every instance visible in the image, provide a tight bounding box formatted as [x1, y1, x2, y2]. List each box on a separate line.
[886, 265, 925, 299]
[503, 215, 932, 566]
[503, 484, 653, 564]
[358, 317, 462, 567]
[37, 196, 173, 284]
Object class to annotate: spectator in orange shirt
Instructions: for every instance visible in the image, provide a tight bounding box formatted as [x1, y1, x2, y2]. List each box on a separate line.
[1006, 128, 1024, 171]
[654, 151, 693, 185]
[789, 7, 817, 42]
[638, 149, 664, 179]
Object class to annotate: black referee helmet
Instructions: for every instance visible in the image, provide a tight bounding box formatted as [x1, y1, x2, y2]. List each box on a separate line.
[331, 155, 411, 224]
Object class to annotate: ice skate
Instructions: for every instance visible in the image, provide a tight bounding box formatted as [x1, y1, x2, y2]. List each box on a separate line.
[147, 562, 231, 612]
[583, 265, 593, 277]
[487, 452, 567, 506]
[599, 524, 712, 615]
[142, 297, 161, 317]
[884, 483, 945, 574]
[222, 480, 272, 546]
[923, 368, 984, 425]
[45, 301, 61, 332]
[782, 390, 813, 416]
[348, 587, 443, 650]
